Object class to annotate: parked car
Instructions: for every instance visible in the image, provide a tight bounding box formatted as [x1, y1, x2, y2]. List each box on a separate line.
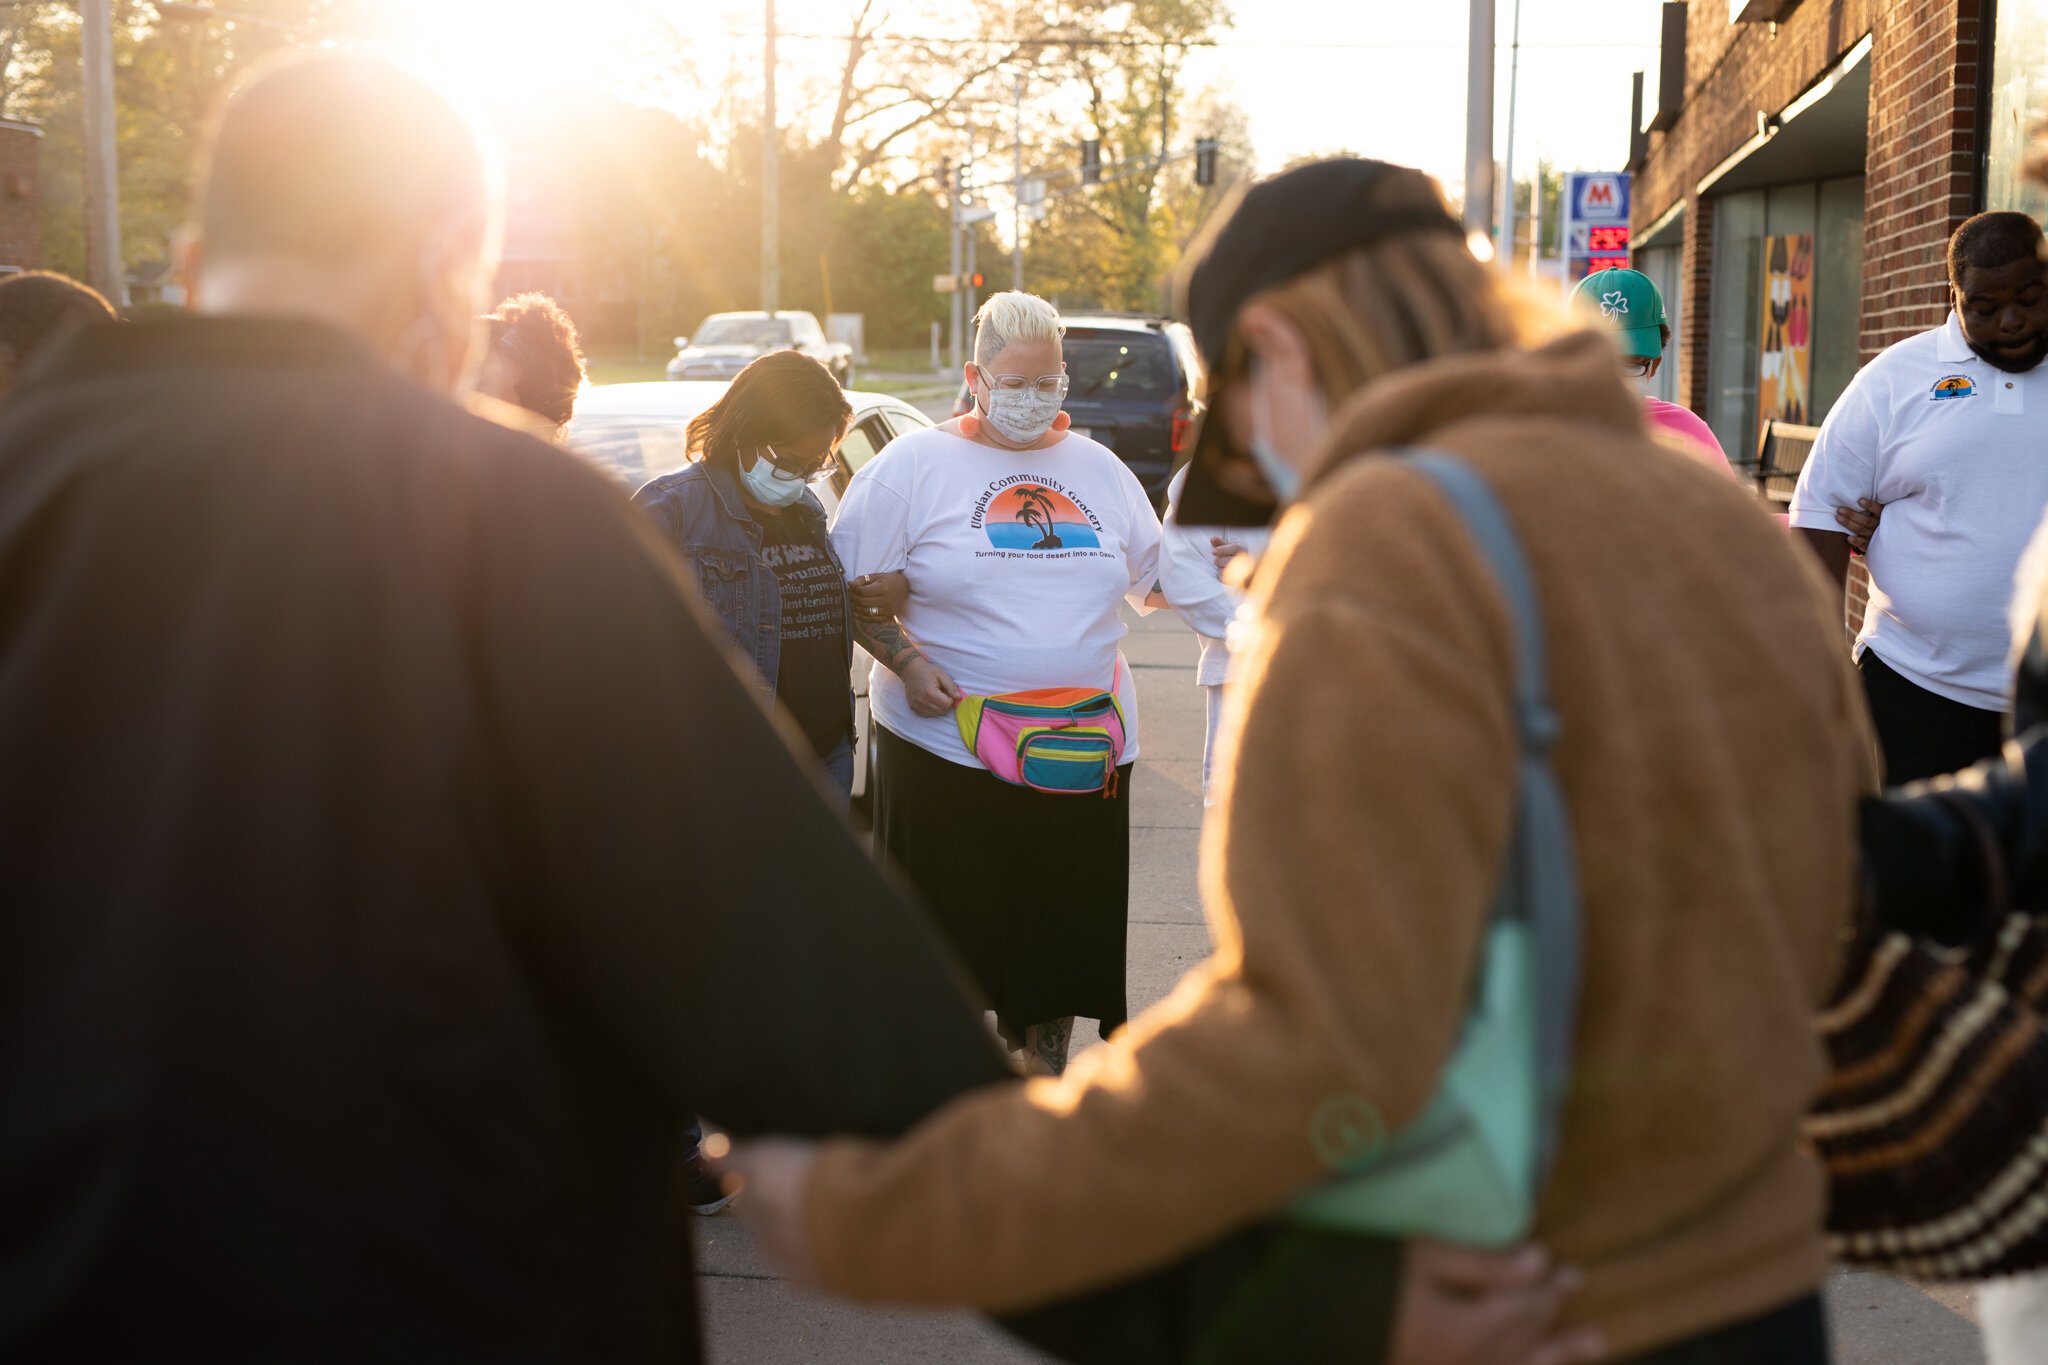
[666, 311, 853, 386]
[565, 381, 935, 808]
[954, 312, 1200, 502]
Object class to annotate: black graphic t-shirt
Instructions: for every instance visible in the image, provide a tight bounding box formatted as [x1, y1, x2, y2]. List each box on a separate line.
[759, 506, 852, 761]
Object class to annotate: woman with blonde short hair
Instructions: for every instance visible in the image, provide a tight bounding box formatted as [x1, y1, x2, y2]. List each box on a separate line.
[831, 290, 1162, 1078]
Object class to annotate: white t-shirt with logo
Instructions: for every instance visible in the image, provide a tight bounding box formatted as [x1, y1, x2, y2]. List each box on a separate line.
[1790, 312, 2048, 710]
[830, 426, 1163, 767]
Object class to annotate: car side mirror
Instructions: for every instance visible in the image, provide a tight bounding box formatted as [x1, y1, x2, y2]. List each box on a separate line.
[673, 336, 689, 349]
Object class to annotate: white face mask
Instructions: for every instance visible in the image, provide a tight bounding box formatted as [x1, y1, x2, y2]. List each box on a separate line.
[976, 371, 1064, 445]
[740, 447, 810, 508]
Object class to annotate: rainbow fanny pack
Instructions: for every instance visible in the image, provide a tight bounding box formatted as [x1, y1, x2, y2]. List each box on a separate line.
[954, 661, 1127, 797]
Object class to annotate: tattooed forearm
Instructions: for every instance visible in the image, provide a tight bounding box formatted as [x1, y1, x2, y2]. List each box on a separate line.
[852, 614, 926, 677]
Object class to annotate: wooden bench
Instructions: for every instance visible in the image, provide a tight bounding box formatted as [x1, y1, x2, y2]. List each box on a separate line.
[1752, 419, 1821, 510]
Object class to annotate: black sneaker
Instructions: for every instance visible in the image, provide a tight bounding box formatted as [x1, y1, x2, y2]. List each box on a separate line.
[680, 1150, 737, 1216]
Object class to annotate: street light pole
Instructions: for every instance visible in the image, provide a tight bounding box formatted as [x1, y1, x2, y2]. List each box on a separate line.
[82, 0, 125, 306]
[761, 0, 779, 314]
[1497, 0, 1522, 267]
[1463, 0, 1495, 239]
[949, 159, 964, 373]
[1011, 72, 1025, 292]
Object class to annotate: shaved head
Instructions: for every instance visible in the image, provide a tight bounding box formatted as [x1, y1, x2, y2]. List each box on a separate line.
[201, 54, 497, 270]
[191, 54, 502, 393]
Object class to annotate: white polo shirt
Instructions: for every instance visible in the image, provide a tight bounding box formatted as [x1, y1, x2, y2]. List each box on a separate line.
[1790, 312, 2048, 711]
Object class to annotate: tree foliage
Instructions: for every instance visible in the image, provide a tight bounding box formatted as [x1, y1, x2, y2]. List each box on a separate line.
[0, 0, 1246, 347]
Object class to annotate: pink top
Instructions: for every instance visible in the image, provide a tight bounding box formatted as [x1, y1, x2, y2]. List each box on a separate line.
[1645, 398, 1735, 479]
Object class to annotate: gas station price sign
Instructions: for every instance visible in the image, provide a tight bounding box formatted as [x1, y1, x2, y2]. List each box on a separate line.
[1562, 171, 1632, 284]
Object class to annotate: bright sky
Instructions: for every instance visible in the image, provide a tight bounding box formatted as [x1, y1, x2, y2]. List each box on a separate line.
[1186, 0, 1665, 187]
[362, 0, 1664, 194]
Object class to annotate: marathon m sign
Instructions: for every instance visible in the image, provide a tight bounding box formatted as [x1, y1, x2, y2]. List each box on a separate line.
[1570, 172, 1629, 223]
[1561, 171, 1632, 287]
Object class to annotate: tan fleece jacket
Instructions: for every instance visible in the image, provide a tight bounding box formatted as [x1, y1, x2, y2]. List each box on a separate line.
[802, 333, 1873, 1358]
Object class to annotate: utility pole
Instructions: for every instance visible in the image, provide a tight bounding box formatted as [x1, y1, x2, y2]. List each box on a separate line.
[965, 231, 979, 328]
[1011, 72, 1025, 292]
[1497, 0, 1522, 268]
[948, 158, 963, 372]
[82, 0, 125, 306]
[760, 0, 779, 314]
[1463, 0, 1495, 239]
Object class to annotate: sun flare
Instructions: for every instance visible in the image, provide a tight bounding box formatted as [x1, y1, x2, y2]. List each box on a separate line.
[366, 0, 695, 123]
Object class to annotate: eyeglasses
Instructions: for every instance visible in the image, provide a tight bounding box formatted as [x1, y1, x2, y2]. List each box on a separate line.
[1622, 358, 1658, 378]
[761, 444, 838, 483]
[976, 367, 1070, 398]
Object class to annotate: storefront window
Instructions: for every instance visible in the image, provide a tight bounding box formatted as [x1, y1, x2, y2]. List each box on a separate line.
[1707, 190, 1764, 462]
[1703, 177, 1865, 464]
[1634, 241, 1682, 403]
[1987, 0, 2048, 218]
[1813, 178, 1865, 417]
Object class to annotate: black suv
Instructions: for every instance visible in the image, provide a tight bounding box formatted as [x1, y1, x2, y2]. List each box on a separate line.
[956, 314, 1201, 502]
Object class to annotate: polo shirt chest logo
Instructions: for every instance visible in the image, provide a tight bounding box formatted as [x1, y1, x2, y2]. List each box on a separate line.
[1931, 375, 1977, 401]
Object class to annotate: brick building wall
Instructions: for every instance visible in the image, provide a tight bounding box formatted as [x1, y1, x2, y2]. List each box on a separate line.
[0, 121, 41, 272]
[1634, 0, 1979, 395]
[1861, 0, 1981, 357]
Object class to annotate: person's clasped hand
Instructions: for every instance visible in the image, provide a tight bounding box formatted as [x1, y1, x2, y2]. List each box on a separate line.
[1391, 1240, 1605, 1365]
[902, 655, 964, 717]
[721, 1138, 821, 1284]
[1834, 499, 1883, 556]
[851, 571, 910, 622]
[1209, 534, 1248, 576]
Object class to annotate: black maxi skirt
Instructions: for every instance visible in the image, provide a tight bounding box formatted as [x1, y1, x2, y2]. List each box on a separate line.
[872, 723, 1132, 1038]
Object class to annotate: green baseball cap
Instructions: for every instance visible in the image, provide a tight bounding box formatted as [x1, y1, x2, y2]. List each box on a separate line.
[1570, 267, 1666, 359]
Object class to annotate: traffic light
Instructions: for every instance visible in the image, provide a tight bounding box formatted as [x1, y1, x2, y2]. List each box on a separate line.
[1194, 138, 1218, 188]
[969, 271, 985, 289]
[1081, 137, 1101, 185]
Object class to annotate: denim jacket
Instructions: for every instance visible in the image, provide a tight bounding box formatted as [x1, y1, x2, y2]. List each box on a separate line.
[631, 461, 854, 700]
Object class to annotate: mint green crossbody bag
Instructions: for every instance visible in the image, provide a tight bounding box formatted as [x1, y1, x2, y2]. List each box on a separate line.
[1288, 451, 1583, 1248]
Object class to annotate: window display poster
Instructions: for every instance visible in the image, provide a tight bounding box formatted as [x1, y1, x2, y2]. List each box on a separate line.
[1758, 234, 1814, 439]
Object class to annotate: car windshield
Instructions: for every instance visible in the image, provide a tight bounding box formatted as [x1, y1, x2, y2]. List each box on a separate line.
[565, 418, 692, 488]
[1062, 333, 1174, 399]
[693, 318, 794, 348]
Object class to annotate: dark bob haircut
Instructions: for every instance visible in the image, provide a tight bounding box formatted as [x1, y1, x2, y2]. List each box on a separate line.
[687, 349, 851, 473]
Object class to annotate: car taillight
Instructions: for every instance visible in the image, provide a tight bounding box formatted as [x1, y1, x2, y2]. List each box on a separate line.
[1170, 405, 1195, 454]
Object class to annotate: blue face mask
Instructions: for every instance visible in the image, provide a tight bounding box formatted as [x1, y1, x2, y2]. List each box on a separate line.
[1246, 359, 1316, 506]
[740, 446, 809, 508]
[1248, 433, 1303, 505]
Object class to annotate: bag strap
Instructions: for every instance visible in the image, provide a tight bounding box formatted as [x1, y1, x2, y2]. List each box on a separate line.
[1402, 450, 1583, 1186]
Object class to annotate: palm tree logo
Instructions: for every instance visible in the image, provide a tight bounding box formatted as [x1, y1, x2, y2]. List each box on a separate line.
[1011, 484, 1065, 550]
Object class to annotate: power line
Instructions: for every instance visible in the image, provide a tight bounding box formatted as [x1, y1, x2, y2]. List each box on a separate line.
[745, 31, 1659, 52]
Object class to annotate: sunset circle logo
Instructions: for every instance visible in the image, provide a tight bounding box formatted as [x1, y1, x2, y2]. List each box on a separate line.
[1931, 375, 1977, 400]
[983, 483, 1102, 550]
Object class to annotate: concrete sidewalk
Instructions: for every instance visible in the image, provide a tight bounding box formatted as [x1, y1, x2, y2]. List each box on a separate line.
[696, 607, 1987, 1364]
